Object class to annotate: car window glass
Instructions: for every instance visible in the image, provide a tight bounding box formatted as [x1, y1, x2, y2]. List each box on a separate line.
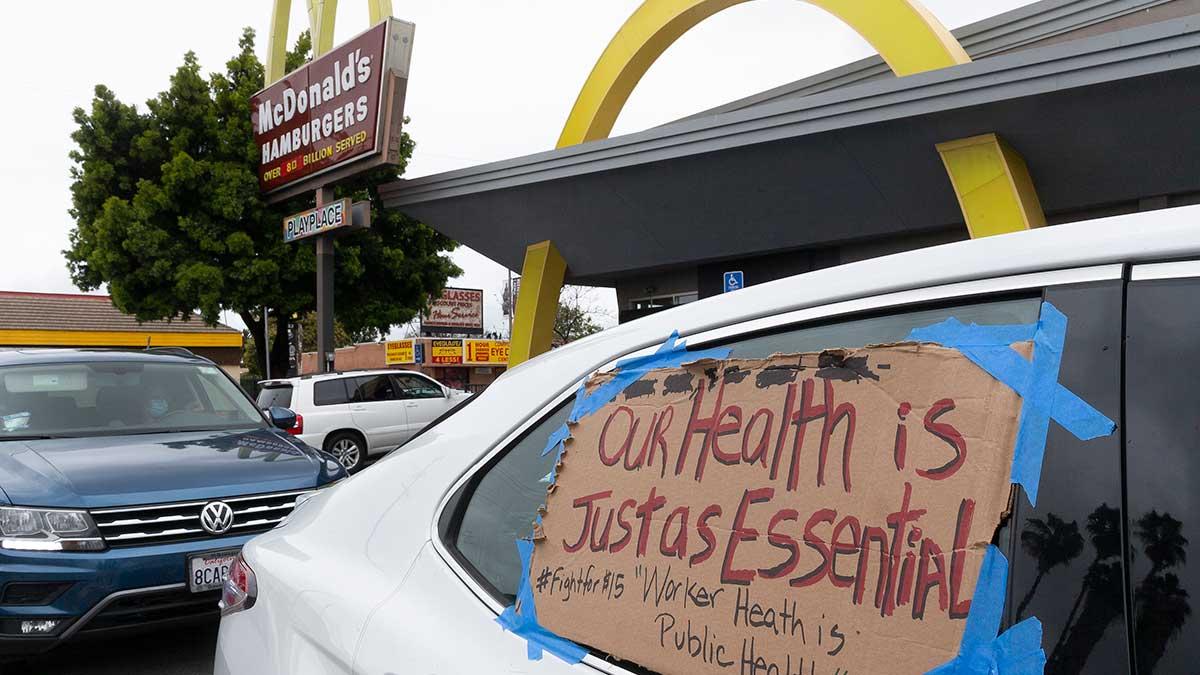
[448, 295, 1041, 602]
[1004, 283, 1127, 674]
[1125, 275, 1200, 674]
[393, 374, 444, 399]
[353, 375, 396, 403]
[0, 361, 263, 436]
[723, 298, 1039, 359]
[313, 379, 350, 406]
[256, 385, 293, 409]
[197, 373, 242, 413]
[454, 401, 571, 598]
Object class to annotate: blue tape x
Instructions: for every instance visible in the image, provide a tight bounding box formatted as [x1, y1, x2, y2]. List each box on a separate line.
[928, 546, 1046, 675]
[504, 331, 731, 660]
[908, 301, 1115, 506]
[496, 539, 587, 664]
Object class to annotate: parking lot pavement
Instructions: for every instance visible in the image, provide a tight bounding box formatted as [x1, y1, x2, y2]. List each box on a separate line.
[3, 623, 216, 675]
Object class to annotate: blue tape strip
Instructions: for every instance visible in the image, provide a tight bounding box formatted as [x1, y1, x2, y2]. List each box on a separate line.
[496, 539, 587, 664]
[541, 424, 571, 458]
[569, 331, 732, 422]
[907, 301, 1116, 506]
[926, 546, 1046, 674]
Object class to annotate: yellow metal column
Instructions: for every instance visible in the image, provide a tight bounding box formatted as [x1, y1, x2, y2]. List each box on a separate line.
[368, 0, 393, 24]
[266, 0, 293, 83]
[509, 241, 567, 367]
[307, 0, 339, 56]
[266, 0, 391, 81]
[937, 134, 1047, 238]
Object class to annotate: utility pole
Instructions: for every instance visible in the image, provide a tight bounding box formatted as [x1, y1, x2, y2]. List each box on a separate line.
[315, 186, 336, 374]
[263, 306, 271, 380]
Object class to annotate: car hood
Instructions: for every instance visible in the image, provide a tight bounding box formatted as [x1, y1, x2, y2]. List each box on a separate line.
[0, 428, 340, 509]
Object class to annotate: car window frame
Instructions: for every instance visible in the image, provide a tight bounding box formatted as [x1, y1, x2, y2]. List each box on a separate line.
[312, 377, 351, 407]
[391, 373, 446, 400]
[351, 374, 398, 404]
[430, 263, 1123, 675]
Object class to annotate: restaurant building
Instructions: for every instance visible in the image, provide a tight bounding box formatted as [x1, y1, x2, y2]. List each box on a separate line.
[299, 337, 509, 392]
[0, 291, 244, 375]
[379, 0, 1200, 352]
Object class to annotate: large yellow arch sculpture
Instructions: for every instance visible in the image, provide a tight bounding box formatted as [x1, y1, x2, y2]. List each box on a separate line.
[557, 0, 969, 148]
[510, 0, 1047, 366]
[265, 0, 393, 83]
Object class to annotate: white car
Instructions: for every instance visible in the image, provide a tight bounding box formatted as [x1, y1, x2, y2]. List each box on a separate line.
[216, 217, 1200, 674]
[255, 369, 470, 472]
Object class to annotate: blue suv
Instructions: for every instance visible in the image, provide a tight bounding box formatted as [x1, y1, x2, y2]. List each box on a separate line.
[0, 349, 345, 656]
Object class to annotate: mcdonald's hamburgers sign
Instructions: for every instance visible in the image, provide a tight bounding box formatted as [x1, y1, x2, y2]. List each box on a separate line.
[252, 18, 414, 199]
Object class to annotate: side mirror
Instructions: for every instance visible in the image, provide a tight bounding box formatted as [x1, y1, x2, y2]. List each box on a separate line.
[268, 406, 297, 430]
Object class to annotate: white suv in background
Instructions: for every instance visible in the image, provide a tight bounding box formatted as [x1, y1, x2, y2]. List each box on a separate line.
[255, 370, 470, 472]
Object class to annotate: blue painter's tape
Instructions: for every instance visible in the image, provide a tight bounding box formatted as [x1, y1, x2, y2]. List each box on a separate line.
[927, 546, 1046, 674]
[907, 301, 1115, 506]
[569, 331, 732, 422]
[495, 539, 587, 664]
[541, 424, 571, 458]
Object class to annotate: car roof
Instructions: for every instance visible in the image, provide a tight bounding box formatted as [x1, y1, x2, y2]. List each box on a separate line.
[0, 348, 214, 368]
[260, 368, 428, 387]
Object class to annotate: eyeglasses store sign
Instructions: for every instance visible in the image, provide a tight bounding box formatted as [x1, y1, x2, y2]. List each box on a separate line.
[251, 19, 414, 195]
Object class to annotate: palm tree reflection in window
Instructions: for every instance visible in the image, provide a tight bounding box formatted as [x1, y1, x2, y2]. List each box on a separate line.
[1133, 510, 1191, 674]
[1017, 513, 1084, 621]
[1015, 506, 1190, 673]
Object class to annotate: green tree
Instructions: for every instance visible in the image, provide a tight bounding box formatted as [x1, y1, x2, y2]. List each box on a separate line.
[66, 28, 460, 377]
[553, 286, 607, 344]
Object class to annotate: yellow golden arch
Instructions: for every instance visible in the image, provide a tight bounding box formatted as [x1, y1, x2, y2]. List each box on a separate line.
[265, 0, 1046, 367]
[510, 0, 1047, 365]
[265, 0, 393, 81]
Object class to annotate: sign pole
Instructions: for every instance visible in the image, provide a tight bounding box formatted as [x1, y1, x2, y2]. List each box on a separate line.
[263, 306, 271, 380]
[315, 186, 336, 373]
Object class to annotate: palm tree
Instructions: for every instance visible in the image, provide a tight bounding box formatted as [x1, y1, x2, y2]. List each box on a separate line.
[1134, 510, 1190, 673]
[1017, 513, 1085, 620]
[1047, 504, 1123, 674]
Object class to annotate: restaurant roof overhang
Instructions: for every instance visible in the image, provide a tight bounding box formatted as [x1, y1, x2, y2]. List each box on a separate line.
[380, 17, 1200, 286]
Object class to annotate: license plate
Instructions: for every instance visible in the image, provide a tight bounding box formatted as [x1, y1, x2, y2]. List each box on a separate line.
[187, 550, 238, 593]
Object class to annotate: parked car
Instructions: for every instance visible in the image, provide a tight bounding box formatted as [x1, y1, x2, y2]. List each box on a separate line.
[216, 217, 1200, 675]
[0, 348, 344, 658]
[255, 370, 471, 472]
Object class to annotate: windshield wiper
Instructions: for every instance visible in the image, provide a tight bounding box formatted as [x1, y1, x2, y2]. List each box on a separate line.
[0, 435, 68, 441]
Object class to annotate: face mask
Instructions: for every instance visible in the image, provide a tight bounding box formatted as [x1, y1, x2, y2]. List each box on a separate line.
[148, 399, 169, 418]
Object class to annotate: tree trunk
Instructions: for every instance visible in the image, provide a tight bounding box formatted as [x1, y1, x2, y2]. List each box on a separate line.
[1016, 570, 1045, 621]
[239, 310, 267, 380]
[270, 313, 290, 378]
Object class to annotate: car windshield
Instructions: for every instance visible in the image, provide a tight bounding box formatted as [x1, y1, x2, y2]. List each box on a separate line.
[0, 360, 266, 438]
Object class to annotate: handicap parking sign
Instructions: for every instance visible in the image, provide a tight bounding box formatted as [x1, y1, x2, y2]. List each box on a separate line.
[723, 271, 744, 294]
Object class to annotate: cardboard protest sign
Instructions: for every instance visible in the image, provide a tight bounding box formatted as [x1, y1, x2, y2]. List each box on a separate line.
[530, 345, 1023, 675]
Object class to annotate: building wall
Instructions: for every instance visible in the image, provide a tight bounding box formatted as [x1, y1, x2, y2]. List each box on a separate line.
[300, 339, 507, 391]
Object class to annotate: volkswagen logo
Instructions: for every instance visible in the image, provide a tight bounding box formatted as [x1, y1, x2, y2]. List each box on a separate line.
[200, 501, 235, 535]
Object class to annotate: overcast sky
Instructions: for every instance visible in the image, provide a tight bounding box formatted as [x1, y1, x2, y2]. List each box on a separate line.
[0, 0, 1036, 335]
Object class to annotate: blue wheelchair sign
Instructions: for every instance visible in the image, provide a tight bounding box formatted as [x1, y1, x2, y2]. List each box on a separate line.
[723, 271, 744, 294]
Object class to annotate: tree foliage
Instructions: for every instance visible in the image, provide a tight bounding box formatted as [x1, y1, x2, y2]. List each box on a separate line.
[66, 29, 460, 376]
[554, 286, 607, 344]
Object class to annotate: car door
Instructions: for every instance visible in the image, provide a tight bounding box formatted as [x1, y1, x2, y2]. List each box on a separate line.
[1124, 260, 1200, 675]
[360, 264, 1127, 675]
[348, 374, 407, 452]
[392, 373, 450, 440]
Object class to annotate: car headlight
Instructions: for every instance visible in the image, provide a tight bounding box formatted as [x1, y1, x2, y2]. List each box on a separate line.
[0, 507, 105, 552]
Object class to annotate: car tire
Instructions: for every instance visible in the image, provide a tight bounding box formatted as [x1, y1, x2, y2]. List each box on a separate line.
[325, 431, 367, 473]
